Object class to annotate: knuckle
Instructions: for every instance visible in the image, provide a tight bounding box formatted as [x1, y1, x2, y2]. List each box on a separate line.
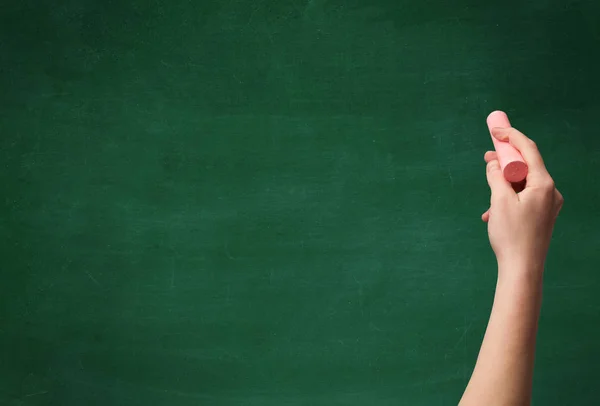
[528, 139, 538, 149]
[486, 161, 499, 173]
[544, 179, 556, 191]
[538, 176, 555, 192]
[506, 128, 518, 140]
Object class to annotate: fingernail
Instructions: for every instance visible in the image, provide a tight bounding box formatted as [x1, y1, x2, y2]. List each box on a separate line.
[491, 127, 508, 140]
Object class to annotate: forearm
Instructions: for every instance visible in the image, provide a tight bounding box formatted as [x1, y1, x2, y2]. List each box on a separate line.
[460, 262, 543, 406]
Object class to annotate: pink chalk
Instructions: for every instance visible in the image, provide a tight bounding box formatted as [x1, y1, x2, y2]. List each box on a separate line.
[486, 111, 528, 183]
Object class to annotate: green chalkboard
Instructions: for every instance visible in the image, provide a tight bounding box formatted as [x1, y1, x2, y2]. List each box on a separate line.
[2, 1, 599, 405]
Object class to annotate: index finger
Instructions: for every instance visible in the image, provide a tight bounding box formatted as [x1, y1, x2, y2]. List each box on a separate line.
[491, 127, 550, 182]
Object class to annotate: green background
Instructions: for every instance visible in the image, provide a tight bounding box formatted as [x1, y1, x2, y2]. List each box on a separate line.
[2, 1, 599, 405]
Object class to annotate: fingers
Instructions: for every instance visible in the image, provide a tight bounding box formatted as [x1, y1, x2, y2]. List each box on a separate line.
[484, 151, 498, 163]
[482, 187, 562, 224]
[482, 151, 496, 223]
[486, 159, 515, 202]
[481, 209, 490, 222]
[491, 127, 550, 184]
[485, 150, 525, 193]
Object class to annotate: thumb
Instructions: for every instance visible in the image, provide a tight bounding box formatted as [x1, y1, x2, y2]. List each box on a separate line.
[486, 159, 514, 201]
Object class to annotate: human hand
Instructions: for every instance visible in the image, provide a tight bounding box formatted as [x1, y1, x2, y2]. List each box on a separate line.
[482, 127, 563, 275]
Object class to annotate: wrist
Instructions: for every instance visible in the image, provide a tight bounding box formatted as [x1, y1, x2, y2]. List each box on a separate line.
[494, 261, 544, 323]
[497, 260, 544, 293]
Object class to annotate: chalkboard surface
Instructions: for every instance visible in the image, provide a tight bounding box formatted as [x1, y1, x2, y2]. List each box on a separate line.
[2, 1, 599, 405]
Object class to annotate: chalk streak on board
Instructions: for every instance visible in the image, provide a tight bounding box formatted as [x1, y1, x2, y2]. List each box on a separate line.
[84, 271, 100, 287]
[24, 391, 48, 398]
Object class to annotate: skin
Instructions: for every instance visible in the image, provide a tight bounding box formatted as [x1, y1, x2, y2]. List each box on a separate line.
[459, 126, 564, 406]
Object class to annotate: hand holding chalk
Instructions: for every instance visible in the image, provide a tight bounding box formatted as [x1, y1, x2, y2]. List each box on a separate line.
[482, 123, 563, 273]
[486, 111, 528, 183]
